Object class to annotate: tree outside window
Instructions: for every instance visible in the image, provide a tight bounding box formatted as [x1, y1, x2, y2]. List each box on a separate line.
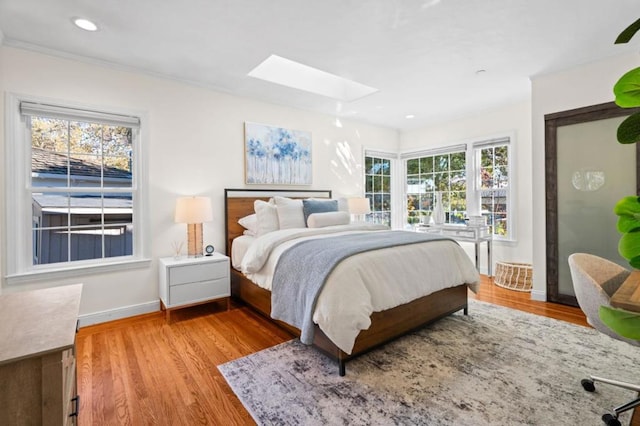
[30, 116, 134, 265]
[406, 150, 466, 226]
[478, 144, 509, 237]
[364, 155, 391, 226]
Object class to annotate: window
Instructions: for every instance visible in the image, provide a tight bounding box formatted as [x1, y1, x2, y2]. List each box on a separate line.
[402, 136, 512, 240]
[364, 152, 393, 226]
[6, 96, 148, 280]
[474, 138, 511, 239]
[404, 146, 467, 226]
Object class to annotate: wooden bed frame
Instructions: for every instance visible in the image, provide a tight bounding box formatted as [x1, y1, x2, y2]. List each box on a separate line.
[224, 188, 469, 375]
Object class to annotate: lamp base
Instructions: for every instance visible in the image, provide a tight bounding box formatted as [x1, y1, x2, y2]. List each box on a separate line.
[186, 223, 204, 257]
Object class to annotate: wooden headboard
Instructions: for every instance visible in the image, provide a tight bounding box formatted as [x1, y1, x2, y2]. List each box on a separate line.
[224, 189, 332, 256]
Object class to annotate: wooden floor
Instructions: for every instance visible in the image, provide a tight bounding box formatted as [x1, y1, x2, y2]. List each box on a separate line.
[77, 276, 638, 426]
[473, 275, 588, 327]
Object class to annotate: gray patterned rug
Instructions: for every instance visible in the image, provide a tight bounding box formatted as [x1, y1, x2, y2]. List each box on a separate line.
[219, 300, 640, 425]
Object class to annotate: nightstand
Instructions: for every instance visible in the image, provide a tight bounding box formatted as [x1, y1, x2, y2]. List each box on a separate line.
[159, 253, 230, 322]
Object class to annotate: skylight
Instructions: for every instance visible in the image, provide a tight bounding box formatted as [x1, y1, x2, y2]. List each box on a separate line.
[248, 55, 378, 102]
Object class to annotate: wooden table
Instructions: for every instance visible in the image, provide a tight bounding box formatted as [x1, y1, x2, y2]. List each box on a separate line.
[611, 270, 640, 312]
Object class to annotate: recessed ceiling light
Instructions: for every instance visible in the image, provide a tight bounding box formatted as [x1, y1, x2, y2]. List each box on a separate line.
[73, 18, 98, 32]
[405, 114, 415, 119]
[248, 54, 378, 102]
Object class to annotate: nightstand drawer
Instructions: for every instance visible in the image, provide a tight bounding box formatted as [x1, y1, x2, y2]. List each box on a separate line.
[441, 228, 477, 239]
[169, 278, 229, 306]
[169, 261, 228, 286]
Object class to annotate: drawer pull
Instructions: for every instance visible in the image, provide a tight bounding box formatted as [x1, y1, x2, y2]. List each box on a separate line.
[69, 395, 79, 418]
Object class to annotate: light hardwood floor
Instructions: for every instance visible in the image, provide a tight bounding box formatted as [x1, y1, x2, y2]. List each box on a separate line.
[77, 276, 638, 425]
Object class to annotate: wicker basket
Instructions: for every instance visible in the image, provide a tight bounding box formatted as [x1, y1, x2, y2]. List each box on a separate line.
[494, 261, 533, 292]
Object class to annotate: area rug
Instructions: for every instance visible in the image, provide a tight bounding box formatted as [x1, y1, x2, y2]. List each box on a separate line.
[219, 300, 640, 425]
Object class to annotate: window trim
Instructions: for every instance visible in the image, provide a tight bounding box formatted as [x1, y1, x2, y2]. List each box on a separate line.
[470, 134, 514, 241]
[400, 132, 515, 241]
[4, 93, 151, 283]
[402, 144, 468, 227]
[362, 148, 398, 228]
[363, 148, 400, 229]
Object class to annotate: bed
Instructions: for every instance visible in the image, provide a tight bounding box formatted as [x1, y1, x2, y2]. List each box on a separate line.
[224, 188, 479, 375]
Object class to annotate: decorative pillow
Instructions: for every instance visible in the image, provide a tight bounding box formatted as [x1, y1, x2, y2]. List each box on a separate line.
[274, 196, 306, 229]
[307, 211, 350, 228]
[254, 199, 279, 236]
[302, 199, 339, 225]
[238, 213, 257, 234]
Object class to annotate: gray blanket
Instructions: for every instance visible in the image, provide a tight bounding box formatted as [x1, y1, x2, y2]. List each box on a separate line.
[270, 230, 454, 345]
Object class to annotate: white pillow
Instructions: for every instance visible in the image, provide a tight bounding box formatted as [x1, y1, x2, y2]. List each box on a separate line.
[307, 211, 350, 228]
[274, 196, 306, 229]
[238, 213, 257, 234]
[254, 199, 279, 236]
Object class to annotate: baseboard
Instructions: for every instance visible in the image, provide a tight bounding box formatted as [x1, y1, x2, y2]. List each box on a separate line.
[530, 289, 546, 302]
[78, 300, 160, 327]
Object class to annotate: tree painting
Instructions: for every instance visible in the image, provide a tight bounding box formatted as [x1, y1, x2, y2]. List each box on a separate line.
[245, 122, 312, 185]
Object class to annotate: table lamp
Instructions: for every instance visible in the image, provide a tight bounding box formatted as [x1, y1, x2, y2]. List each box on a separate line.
[348, 197, 371, 223]
[174, 196, 213, 257]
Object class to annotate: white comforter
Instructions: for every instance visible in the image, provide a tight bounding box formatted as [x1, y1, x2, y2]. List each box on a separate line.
[238, 225, 480, 354]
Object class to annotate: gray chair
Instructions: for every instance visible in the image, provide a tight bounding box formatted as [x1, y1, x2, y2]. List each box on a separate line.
[568, 253, 640, 426]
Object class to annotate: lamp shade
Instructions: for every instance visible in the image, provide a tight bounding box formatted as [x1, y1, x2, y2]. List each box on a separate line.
[174, 196, 213, 224]
[348, 197, 371, 215]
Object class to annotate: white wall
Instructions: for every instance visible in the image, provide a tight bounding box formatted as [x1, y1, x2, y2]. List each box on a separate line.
[399, 100, 532, 278]
[531, 52, 640, 300]
[400, 51, 640, 301]
[7, 43, 632, 320]
[0, 46, 399, 324]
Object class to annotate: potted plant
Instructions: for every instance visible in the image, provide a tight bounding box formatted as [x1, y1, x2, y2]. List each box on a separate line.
[612, 18, 640, 268]
[598, 18, 640, 341]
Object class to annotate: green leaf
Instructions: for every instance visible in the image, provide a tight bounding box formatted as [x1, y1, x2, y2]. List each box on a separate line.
[599, 305, 640, 340]
[615, 18, 640, 44]
[614, 67, 640, 108]
[617, 112, 640, 144]
[614, 196, 640, 217]
[617, 215, 640, 233]
[618, 229, 640, 261]
[630, 255, 640, 269]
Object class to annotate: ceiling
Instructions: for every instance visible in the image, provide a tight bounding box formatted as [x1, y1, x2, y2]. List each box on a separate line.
[1, 0, 639, 131]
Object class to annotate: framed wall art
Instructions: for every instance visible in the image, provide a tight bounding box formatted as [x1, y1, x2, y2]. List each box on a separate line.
[244, 122, 312, 185]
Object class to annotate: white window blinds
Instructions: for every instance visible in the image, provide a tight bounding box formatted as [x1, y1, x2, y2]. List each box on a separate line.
[20, 101, 140, 128]
[400, 143, 466, 160]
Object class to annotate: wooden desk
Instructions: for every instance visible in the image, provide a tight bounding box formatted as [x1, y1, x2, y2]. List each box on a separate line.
[611, 270, 640, 312]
